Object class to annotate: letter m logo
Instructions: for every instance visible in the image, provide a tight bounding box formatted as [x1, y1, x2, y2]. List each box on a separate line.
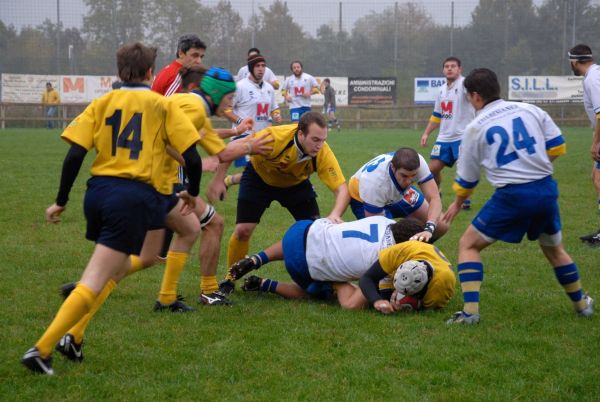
[256, 103, 269, 118]
[441, 100, 453, 114]
[294, 86, 305, 96]
[63, 77, 84, 93]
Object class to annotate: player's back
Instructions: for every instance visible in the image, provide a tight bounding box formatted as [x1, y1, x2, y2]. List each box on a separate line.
[62, 84, 198, 194]
[464, 99, 559, 186]
[306, 216, 396, 282]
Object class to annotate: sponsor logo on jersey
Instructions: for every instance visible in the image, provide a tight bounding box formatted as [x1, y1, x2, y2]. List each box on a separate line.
[402, 187, 419, 206]
[441, 100, 454, 119]
[294, 87, 305, 96]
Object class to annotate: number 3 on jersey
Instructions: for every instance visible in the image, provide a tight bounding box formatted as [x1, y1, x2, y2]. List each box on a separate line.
[486, 116, 536, 167]
[106, 110, 143, 160]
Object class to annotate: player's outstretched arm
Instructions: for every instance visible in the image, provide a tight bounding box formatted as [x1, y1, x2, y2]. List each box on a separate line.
[359, 260, 395, 314]
[326, 183, 350, 224]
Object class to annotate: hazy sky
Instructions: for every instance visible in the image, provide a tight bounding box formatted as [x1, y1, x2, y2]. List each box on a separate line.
[1, 0, 482, 34]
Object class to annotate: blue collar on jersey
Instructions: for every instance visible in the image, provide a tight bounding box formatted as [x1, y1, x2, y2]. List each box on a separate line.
[388, 164, 405, 192]
[120, 82, 151, 89]
[191, 89, 215, 116]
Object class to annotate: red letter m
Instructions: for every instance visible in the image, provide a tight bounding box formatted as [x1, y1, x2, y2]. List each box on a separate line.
[63, 77, 84, 93]
[294, 87, 305, 96]
[440, 101, 453, 114]
[256, 103, 269, 117]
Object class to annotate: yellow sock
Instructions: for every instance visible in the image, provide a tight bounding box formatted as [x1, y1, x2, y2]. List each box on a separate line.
[226, 233, 249, 277]
[126, 255, 144, 277]
[67, 279, 117, 344]
[35, 284, 95, 357]
[158, 251, 189, 305]
[201, 275, 218, 294]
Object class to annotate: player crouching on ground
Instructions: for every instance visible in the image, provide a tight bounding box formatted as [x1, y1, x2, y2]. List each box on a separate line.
[227, 217, 455, 312]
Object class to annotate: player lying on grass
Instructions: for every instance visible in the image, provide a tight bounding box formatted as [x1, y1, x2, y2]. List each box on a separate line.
[227, 216, 455, 312]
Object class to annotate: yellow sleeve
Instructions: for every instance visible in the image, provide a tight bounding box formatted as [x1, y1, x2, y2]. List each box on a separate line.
[198, 117, 226, 156]
[422, 268, 456, 309]
[315, 143, 346, 191]
[164, 98, 200, 154]
[547, 143, 566, 157]
[61, 101, 97, 150]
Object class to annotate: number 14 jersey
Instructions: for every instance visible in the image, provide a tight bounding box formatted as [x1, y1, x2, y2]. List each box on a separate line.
[61, 84, 199, 195]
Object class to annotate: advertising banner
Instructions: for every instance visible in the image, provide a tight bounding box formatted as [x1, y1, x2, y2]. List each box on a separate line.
[414, 77, 446, 105]
[61, 75, 117, 103]
[348, 77, 396, 105]
[1, 74, 59, 103]
[508, 76, 584, 103]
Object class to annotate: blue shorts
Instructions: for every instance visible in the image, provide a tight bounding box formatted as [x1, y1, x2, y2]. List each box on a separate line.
[84, 177, 159, 255]
[282, 220, 334, 299]
[350, 186, 425, 219]
[148, 192, 178, 230]
[430, 140, 461, 167]
[290, 107, 311, 122]
[472, 176, 561, 243]
[326, 106, 336, 113]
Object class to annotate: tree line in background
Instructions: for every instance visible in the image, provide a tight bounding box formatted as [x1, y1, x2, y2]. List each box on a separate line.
[1, 0, 600, 102]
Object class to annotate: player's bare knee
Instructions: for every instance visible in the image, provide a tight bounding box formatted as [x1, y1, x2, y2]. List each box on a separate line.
[207, 213, 224, 236]
[235, 224, 254, 241]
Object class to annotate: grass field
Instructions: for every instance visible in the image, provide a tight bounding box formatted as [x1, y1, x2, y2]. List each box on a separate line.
[1, 127, 599, 401]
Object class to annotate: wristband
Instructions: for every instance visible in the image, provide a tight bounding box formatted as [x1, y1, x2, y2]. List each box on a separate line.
[245, 142, 252, 154]
[235, 117, 242, 125]
[424, 221, 436, 234]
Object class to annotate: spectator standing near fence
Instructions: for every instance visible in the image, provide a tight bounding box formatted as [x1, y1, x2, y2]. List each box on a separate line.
[321, 78, 340, 132]
[41, 82, 60, 129]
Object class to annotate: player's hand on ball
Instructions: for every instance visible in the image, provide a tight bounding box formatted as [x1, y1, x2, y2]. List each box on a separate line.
[373, 299, 395, 314]
[390, 290, 421, 312]
[46, 203, 65, 223]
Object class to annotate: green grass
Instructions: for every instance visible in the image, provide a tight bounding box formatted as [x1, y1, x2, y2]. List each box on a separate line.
[1, 127, 599, 400]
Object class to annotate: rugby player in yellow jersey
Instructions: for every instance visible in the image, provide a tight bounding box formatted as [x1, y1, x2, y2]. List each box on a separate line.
[358, 240, 456, 313]
[52, 67, 273, 363]
[21, 43, 203, 375]
[220, 111, 350, 294]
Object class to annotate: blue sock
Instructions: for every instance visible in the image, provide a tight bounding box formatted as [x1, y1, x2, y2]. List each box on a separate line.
[253, 251, 269, 268]
[260, 278, 278, 293]
[553, 263, 583, 302]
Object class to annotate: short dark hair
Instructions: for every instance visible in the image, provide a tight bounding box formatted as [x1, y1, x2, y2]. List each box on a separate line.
[463, 68, 501, 102]
[389, 219, 424, 243]
[391, 147, 420, 171]
[323, 78, 331, 84]
[569, 44, 593, 62]
[179, 64, 208, 91]
[443, 56, 461, 67]
[290, 60, 303, 70]
[176, 34, 206, 58]
[248, 47, 260, 56]
[297, 111, 326, 135]
[117, 42, 157, 83]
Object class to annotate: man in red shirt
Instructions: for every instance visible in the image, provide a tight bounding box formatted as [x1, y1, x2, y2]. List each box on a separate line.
[152, 34, 206, 96]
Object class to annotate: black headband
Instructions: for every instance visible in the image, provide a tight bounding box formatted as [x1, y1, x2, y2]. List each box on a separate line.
[568, 51, 593, 61]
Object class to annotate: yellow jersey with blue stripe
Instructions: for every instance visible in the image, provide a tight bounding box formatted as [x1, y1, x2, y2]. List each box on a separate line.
[61, 84, 199, 195]
[249, 124, 345, 190]
[378, 240, 455, 309]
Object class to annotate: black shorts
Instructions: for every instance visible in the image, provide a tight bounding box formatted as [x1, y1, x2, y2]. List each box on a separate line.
[84, 176, 159, 255]
[236, 163, 320, 224]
